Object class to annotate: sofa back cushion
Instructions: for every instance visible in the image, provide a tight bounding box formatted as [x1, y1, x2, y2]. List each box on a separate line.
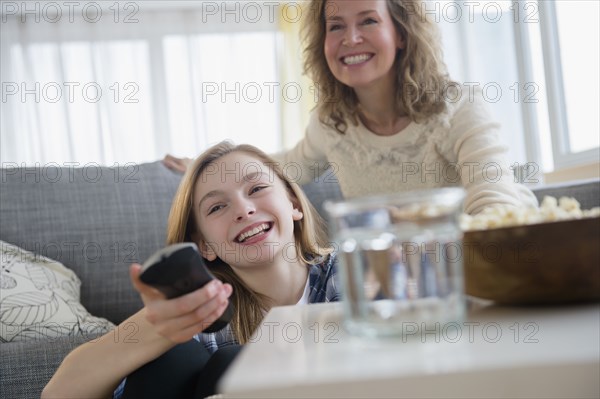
[2, 158, 596, 325]
[0, 162, 182, 324]
[299, 174, 344, 223]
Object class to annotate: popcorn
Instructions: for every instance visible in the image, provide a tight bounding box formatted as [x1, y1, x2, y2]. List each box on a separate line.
[540, 196, 558, 209]
[462, 196, 600, 231]
[583, 207, 600, 218]
[390, 203, 452, 220]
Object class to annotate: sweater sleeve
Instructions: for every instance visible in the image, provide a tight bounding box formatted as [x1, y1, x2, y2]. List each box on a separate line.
[447, 93, 539, 214]
[272, 110, 333, 186]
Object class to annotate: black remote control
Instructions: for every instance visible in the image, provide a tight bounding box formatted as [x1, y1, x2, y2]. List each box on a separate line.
[140, 242, 233, 333]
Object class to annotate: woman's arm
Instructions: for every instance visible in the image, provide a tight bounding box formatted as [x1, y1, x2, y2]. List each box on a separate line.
[162, 154, 193, 173]
[42, 264, 232, 399]
[447, 88, 539, 214]
[162, 110, 333, 182]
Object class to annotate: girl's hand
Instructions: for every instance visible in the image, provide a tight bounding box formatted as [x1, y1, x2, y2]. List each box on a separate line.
[162, 155, 192, 173]
[129, 263, 232, 343]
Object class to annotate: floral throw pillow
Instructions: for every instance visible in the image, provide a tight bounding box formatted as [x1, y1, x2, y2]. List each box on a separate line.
[0, 240, 115, 342]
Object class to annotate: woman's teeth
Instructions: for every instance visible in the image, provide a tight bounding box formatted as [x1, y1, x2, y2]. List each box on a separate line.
[237, 223, 270, 242]
[343, 54, 372, 65]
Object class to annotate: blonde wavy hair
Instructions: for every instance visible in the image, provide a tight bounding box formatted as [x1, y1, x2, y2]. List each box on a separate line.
[303, 0, 452, 133]
[166, 141, 332, 343]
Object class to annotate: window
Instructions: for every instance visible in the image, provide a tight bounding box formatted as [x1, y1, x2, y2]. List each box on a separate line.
[163, 32, 281, 157]
[438, 0, 527, 164]
[438, 0, 599, 178]
[0, 2, 281, 165]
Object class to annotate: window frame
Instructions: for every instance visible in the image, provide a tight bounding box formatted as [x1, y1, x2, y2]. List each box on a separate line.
[536, 0, 600, 170]
[511, 0, 543, 180]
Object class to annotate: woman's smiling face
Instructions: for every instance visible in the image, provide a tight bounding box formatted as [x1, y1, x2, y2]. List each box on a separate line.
[192, 151, 303, 268]
[323, 0, 404, 90]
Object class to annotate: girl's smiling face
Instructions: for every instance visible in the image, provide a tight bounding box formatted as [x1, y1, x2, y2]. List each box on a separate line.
[192, 151, 303, 268]
[324, 0, 405, 90]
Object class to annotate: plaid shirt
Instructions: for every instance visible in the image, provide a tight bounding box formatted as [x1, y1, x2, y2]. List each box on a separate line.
[114, 253, 339, 398]
[197, 252, 340, 353]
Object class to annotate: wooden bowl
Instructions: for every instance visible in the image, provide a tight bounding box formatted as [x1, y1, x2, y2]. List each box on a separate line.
[463, 216, 600, 305]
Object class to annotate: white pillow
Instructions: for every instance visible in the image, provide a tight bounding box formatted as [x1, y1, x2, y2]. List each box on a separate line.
[0, 240, 115, 342]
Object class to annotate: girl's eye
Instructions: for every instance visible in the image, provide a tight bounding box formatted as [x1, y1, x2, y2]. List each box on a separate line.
[250, 185, 268, 195]
[208, 204, 225, 215]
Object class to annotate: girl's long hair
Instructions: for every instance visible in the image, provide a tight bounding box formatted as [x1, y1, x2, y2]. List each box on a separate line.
[303, 0, 452, 133]
[166, 141, 332, 343]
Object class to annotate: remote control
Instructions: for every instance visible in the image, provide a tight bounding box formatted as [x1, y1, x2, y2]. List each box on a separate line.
[140, 242, 233, 333]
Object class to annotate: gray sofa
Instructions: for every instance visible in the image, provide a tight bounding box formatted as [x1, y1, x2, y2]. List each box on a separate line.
[0, 161, 598, 399]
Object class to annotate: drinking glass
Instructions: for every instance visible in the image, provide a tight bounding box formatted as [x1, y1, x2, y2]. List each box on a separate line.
[325, 188, 466, 338]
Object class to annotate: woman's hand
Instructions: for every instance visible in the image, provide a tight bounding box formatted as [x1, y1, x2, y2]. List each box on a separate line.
[162, 155, 192, 173]
[130, 263, 232, 343]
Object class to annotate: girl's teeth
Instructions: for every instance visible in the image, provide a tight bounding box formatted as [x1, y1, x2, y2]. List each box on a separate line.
[344, 54, 371, 65]
[237, 223, 269, 242]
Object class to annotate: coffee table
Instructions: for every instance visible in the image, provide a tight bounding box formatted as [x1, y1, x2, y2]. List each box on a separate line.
[219, 300, 599, 398]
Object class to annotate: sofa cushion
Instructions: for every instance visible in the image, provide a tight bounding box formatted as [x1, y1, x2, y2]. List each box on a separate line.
[300, 172, 344, 222]
[0, 161, 182, 324]
[0, 333, 102, 399]
[0, 240, 114, 342]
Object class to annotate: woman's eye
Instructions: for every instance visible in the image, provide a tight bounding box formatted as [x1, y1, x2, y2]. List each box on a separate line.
[327, 23, 342, 32]
[208, 204, 225, 215]
[362, 18, 377, 25]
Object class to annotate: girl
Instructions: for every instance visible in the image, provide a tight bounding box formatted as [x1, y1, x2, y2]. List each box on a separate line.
[164, 0, 538, 215]
[43, 142, 339, 399]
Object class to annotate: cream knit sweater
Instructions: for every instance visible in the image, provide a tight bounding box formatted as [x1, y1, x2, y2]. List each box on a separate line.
[278, 87, 538, 214]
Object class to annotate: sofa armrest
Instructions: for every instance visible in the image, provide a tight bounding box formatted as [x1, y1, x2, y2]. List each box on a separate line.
[532, 178, 600, 210]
